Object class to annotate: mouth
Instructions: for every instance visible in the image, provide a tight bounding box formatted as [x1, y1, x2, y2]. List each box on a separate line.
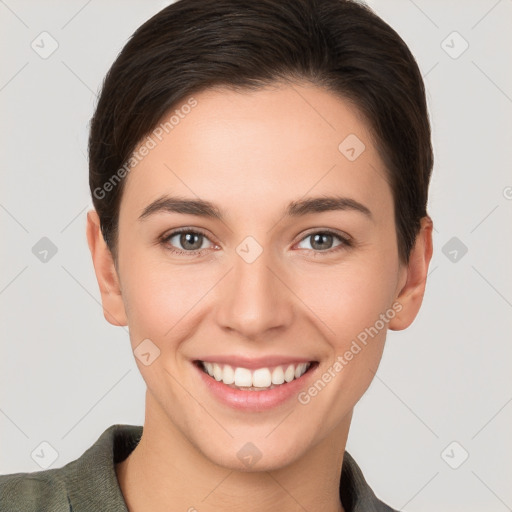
[194, 360, 318, 391]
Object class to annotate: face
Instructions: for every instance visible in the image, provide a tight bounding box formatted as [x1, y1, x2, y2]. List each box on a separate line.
[90, 82, 427, 471]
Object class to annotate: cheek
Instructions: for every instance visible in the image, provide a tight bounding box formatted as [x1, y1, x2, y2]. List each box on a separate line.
[293, 254, 399, 422]
[119, 215, 400, 347]
[119, 252, 215, 345]
[298, 251, 399, 344]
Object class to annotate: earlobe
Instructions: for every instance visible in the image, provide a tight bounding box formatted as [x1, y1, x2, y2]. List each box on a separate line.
[86, 210, 128, 326]
[388, 216, 433, 331]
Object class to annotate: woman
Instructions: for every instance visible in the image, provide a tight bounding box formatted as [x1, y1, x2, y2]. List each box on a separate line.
[0, 0, 433, 510]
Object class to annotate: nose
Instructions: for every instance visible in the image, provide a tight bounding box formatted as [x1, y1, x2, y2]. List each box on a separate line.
[215, 242, 294, 340]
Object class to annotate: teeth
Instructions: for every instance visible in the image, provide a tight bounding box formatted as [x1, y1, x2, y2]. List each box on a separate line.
[252, 368, 271, 388]
[201, 361, 311, 389]
[213, 363, 222, 381]
[222, 364, 235, 385]
[294, 363, 308, 379]
[271, 366, 285, 385]
[234, 367, 252, 387]
[204, 362, 214, 375]
[284, 364, 295, 383]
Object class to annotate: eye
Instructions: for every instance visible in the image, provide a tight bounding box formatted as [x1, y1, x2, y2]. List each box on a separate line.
[161, 228, 215, 255]
[296, 230, 352, 254]
[160, 228, 352, 257]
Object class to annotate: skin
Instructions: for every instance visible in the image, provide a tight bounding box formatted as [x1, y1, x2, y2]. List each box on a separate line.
[86, 82, 433, 512]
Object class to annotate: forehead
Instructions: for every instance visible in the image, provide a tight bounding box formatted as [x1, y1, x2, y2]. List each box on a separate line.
[120, 83, 391, 221]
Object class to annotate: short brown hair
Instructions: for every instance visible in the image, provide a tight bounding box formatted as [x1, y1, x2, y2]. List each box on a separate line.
[89, 0, 433, 264]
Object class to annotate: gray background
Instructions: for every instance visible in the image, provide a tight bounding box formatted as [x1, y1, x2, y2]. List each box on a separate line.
[1, 1, 511, 510]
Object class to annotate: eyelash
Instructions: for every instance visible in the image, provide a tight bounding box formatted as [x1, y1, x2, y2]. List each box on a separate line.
[159, 228, 353, 257]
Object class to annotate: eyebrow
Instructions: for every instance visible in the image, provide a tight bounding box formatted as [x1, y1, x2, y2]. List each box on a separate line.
[138, 194, 373, 222]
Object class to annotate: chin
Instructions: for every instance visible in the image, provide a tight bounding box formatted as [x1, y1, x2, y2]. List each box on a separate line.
[191, 429, 311, 473]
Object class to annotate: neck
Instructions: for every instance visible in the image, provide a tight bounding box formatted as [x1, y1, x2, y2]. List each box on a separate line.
[116, 396, 350, 512]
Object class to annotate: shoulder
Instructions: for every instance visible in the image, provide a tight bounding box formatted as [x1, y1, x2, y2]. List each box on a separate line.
[0, 467, 69, 512]
[0, 424, 142, 512]
[341, 450, 401, 512]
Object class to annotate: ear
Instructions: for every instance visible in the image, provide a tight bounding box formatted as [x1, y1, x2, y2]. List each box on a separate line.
[86, 209, 128, 326]
[388, 216, 433, 331]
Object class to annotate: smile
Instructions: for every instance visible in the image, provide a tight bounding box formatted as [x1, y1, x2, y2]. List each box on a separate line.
[198, 361, 313, 390]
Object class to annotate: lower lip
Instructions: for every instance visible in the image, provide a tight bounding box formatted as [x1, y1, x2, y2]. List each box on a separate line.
[194, 362, 318, 411]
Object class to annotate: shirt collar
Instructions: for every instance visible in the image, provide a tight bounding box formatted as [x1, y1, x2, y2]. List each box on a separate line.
[63, 424, 396, 512]
[63, 424, 139, 511]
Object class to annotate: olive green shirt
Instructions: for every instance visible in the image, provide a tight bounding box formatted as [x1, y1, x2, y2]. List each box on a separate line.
[0, 424, 399, 511]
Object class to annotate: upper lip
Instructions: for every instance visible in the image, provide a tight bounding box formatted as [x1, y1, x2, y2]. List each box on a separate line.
[194, 355, 316, 369]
